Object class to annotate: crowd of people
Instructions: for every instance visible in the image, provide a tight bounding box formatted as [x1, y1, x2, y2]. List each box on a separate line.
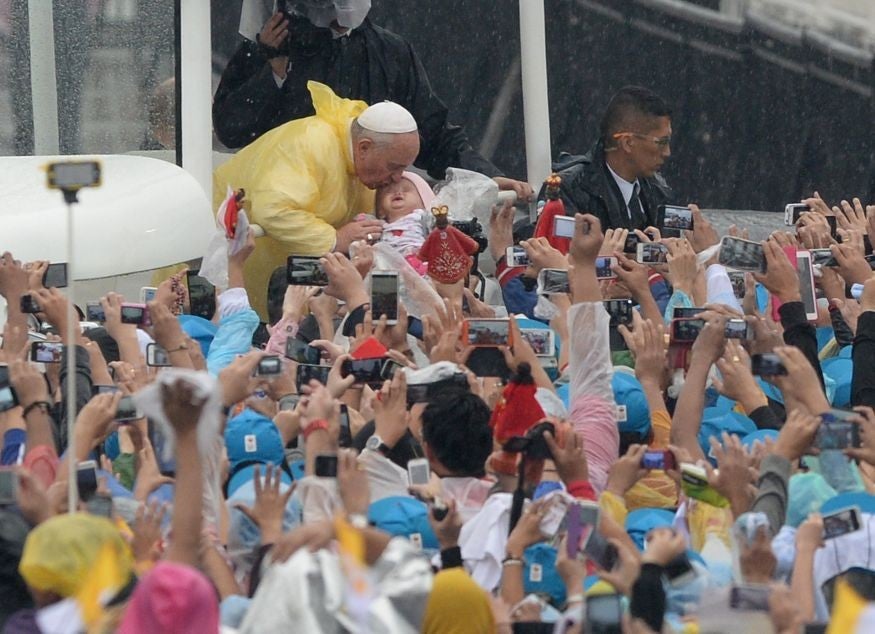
[3, 1, 875, 633]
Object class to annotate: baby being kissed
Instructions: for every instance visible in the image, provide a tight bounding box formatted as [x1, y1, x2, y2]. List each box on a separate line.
[374, 171, 435, 275]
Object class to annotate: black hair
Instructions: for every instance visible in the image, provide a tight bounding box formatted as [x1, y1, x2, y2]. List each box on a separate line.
[82, 326, 120, 364]
[421, 389, 492, 478]
[266, 266, 288, 326]
[600, 86, 672, 146]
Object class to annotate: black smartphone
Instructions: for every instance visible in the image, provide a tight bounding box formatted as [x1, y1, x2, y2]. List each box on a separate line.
[286, 255, 328, 286]
[31, 341, 63, 363]
[85, 301, 106, 322]
[584, 530, 618, 571]
[657, 205, 694, 231]
[672, 307, 704, 320]
[724, 319, 752, 340]
[729, 584, 771, 611]
[604, 299, 634, 327]
[20, 294, 40, 314]
[76, 460, 98, 502]
[186, 271, 216, 320]
[341, 358, 385, 386]
[255, 355, 283, 377]
[296, 363, 331, 390]
[623, 232, 640, 254]
[43, 263, 68, 288]
[371, 272, 399, 324]
[718, 237, 766, 273]
[116, 395, 142, 422]
[380, 359, 403, 381]
[315, 454, 338, 478]
[750, 353, 787, 376]
[338, 404, 352, 448]
[815, 418, 861, 451]
[285, 338, 321, 365]
[0, 470, 19, 505]
[120, 303, 150, 326]
[822, 506, 862, 539]
[671, 318, 705, 344]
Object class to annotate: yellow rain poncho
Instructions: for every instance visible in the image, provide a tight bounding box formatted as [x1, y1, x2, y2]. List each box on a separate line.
[19, 513, 133, 627]
[422, 568, 494, 634]
[213, 81, 376, 318]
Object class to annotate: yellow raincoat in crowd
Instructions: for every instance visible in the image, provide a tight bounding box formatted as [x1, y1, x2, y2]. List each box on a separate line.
[213, 81, 376, 318]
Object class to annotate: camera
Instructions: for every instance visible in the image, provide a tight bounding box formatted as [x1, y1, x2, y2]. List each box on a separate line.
[451, 218, 488, 254]
[314, 454, 338, 478]
[502, 421, 555, 460]
[255, 355, 283, 377]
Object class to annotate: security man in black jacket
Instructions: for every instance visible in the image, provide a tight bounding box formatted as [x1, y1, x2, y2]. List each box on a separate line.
[213, 4, 533, 200]
[540, 86, 675, 231]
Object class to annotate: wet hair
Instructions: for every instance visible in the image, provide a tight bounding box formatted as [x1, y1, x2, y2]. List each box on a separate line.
[421, 389, 492, 477]
[266, 266, 288, 326]
[600, 86, 672, 147]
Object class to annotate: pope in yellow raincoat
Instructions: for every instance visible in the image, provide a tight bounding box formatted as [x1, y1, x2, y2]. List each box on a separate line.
[213, 81, 386, 318]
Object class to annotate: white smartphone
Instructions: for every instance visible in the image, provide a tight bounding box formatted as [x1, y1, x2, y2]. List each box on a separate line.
[406, 458, 431, 486]
[595, 256, 618, 280]
[553, 215, 575, 239]
[371, 272, 399, 326]
[139, 286, 158, 303]
[796, 250, 818, 321]
[784, 203, 810, 226]
[519, 328, 555, 357]
[636, 242, 668, 265]
[537, 268, 570, 295]
[505, 246, 530, 267]
[146, 343, 171, 367]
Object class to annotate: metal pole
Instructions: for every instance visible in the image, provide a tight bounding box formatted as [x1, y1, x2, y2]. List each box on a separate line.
[65, 199, 78, 513]
[518, 0, 552, 190]
[27, 0, 60, 155]
[179, 0, 213, 197]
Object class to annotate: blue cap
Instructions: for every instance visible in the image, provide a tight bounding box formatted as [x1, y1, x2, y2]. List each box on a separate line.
[822, 357, 853, 407]
[367, 497, 438, 550]
[625, 508, 676, 550]
[612, 372, 651, 436]
[740, 429, 779, 450]
[709, 395, 738, 415]
[523, 544, 565, 606]
[178, 315, 218, 356]
[228, 464, 293, 497]
[224, 409, 285, 468]
[820, 492, 875, 516]
[698, 409, 756, 457]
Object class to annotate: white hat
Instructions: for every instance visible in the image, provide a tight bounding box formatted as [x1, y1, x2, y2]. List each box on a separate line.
[357, 101, 417, 134]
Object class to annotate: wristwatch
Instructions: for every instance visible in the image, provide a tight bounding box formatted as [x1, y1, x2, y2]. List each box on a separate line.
[366, 434, 392, 455]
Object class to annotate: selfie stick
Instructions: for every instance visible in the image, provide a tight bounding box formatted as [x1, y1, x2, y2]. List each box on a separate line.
[46, 161, 102, 513]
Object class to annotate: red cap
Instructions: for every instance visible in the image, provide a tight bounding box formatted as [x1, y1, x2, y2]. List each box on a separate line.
[351, 336, 388, 360]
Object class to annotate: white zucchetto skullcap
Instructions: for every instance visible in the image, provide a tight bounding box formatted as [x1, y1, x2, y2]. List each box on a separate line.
[357, 101, 418, 134]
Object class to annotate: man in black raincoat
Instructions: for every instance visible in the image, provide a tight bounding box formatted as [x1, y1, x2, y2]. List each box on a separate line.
[539, 86, 675, 231]
[213, 0, 532, 200]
